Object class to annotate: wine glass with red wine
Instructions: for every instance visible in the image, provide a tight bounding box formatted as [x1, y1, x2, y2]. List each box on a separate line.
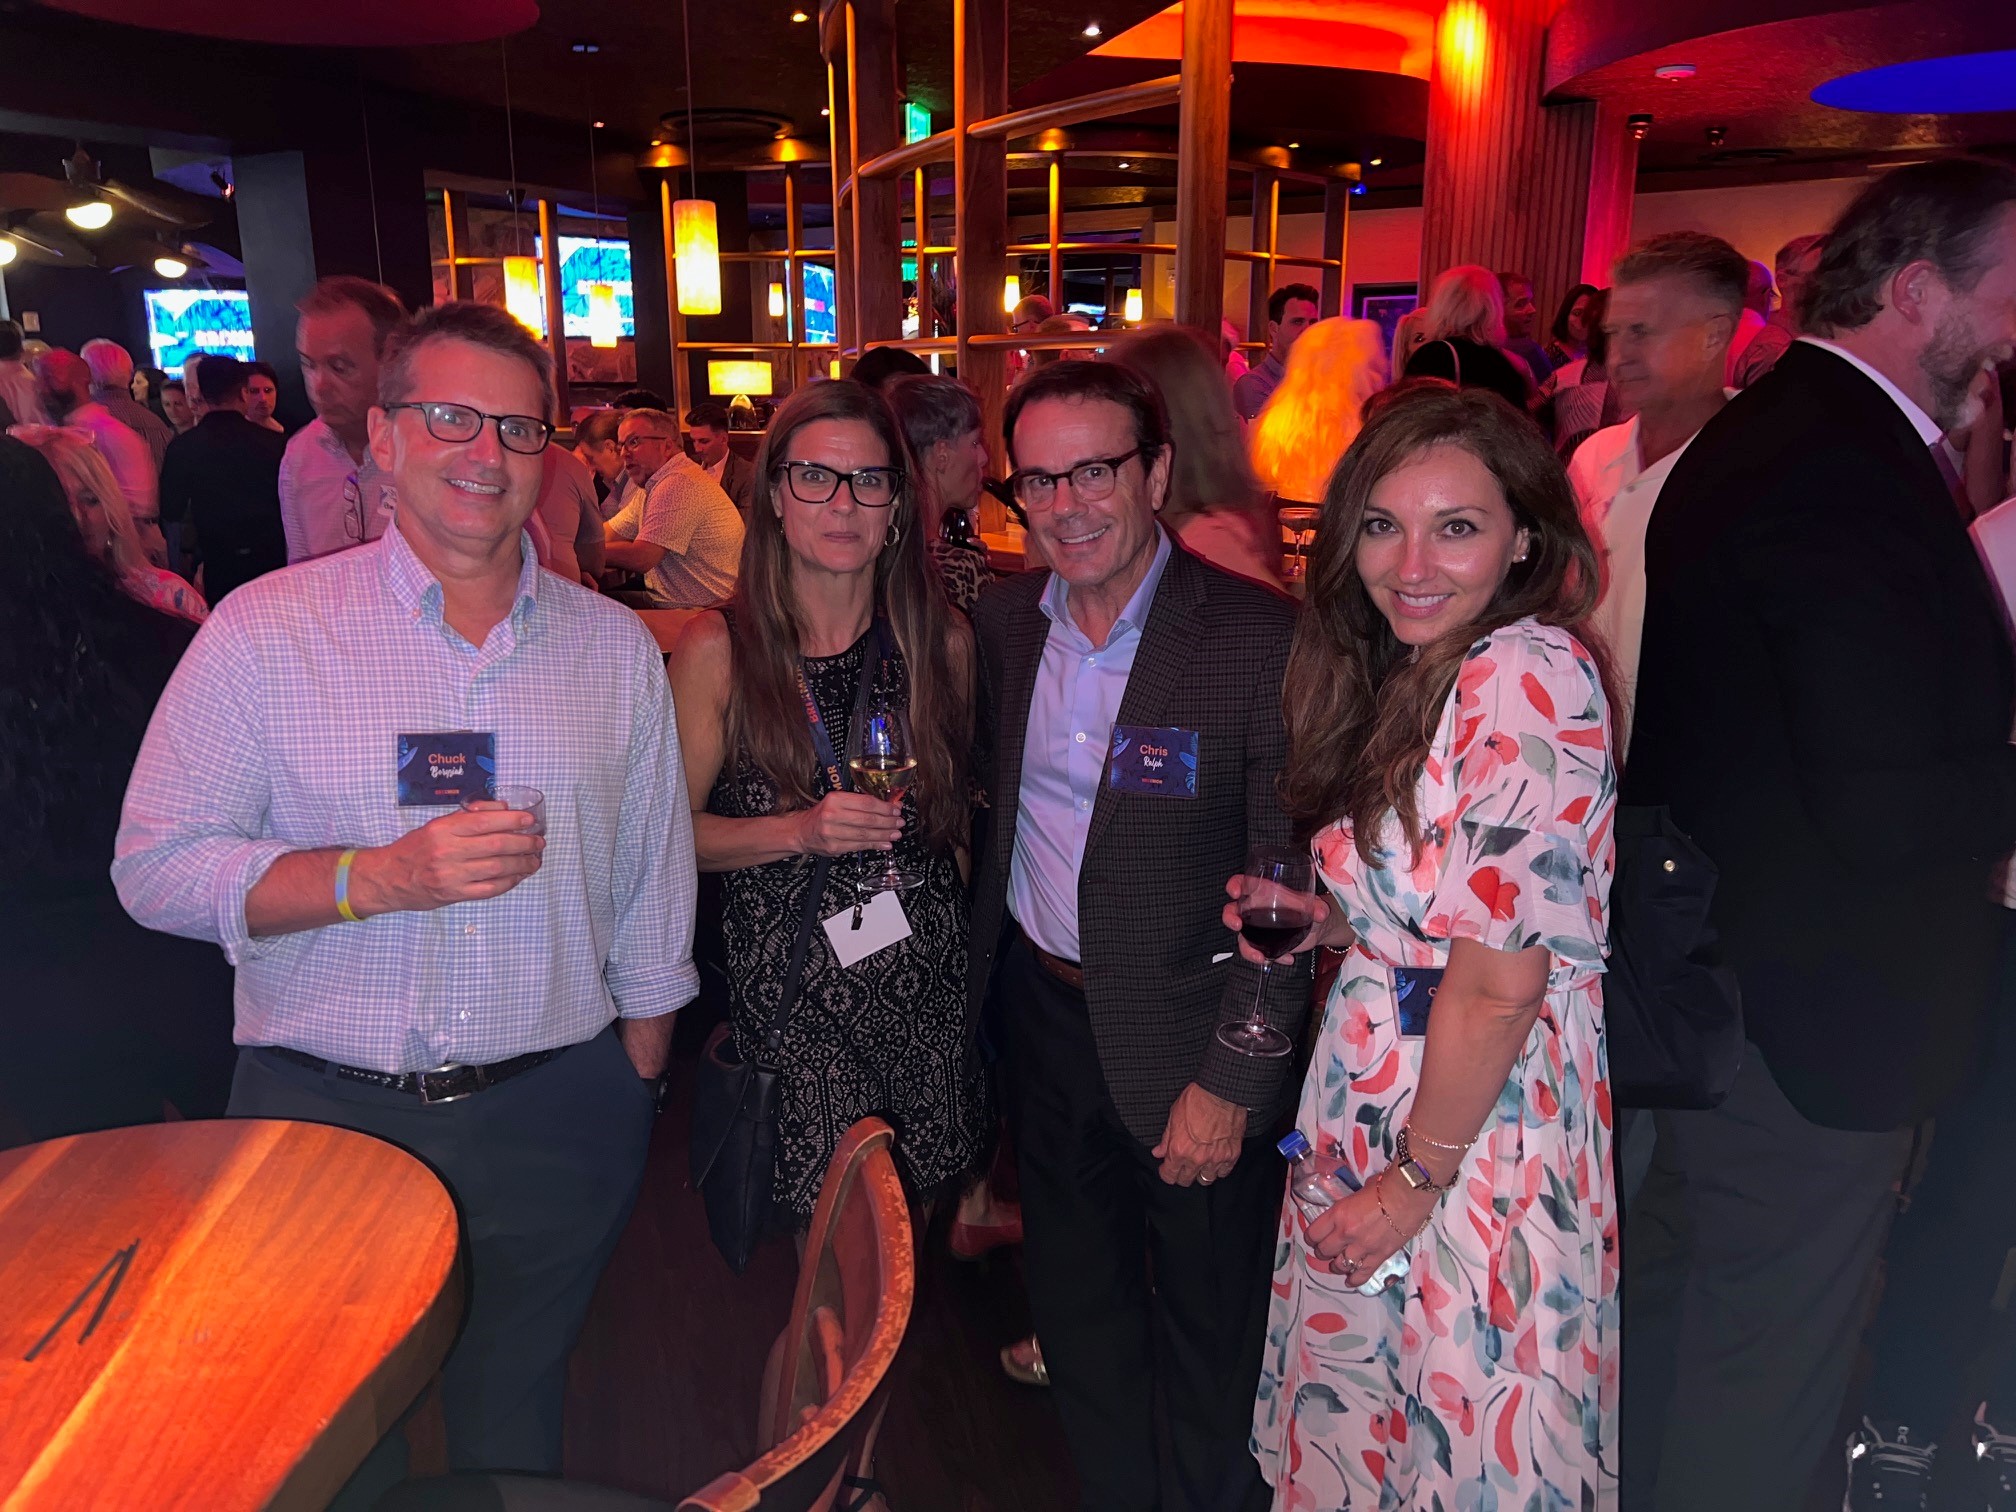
[1217, 843, 1317, 1058]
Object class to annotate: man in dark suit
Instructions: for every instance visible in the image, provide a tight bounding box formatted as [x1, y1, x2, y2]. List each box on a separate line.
[1621, 158, 2016, 1512]
[685, 401, 755, 511]
[157, 355, 288, 603]
[968, 360, 1307, 1512]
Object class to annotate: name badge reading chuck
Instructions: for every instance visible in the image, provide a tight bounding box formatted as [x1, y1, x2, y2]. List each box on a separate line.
[397, 733, 497, 806]
[1107, 725, 1199, 797]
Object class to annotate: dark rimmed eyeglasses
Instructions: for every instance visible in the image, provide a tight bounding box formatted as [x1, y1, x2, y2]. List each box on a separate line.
[1009, 447, 1146, 508]
[773, 460, 904, 509]
[383, 401, 553, 455]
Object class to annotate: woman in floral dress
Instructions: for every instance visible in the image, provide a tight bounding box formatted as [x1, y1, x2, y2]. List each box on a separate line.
[1239, 385, 1618, 1508]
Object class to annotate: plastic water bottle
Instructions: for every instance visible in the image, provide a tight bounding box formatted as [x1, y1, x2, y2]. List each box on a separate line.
[1277, 1130, 1414, 1297]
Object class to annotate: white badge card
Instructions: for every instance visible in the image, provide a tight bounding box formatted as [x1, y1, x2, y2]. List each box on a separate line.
[822, 889, 914, 968]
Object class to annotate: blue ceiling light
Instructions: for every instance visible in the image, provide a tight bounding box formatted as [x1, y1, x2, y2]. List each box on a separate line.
[1813, 49, 2016, 114]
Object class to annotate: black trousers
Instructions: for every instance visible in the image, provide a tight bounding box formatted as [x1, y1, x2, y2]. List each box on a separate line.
[999, 929, 1276, 1512]
[1863, 930, 2016, 1437]
[227, 1025, 655, 1478]
[1621, 1045, 1914, 1512]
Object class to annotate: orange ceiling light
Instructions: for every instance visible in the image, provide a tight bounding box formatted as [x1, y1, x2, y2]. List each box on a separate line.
[1436, 0, 1490, 104]
[1094, 0, 1437, 79]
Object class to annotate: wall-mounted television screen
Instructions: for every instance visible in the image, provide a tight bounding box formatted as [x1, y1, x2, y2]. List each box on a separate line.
[803, 262, 838, 348]
[557, 236, 633, 339]
[145, 289, 255, 370]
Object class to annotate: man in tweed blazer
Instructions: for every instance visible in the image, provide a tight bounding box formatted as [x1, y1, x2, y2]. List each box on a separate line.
[967, 361, 1307, 1512]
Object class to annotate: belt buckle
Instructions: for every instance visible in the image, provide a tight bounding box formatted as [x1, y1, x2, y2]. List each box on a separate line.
[416, 1063, 484, 1105]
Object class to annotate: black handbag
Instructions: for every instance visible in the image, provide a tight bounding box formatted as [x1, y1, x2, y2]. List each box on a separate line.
[689, 854, 832, 1273]
[688, 617, 886, 1272]
[1604, 804, 1746, 1109]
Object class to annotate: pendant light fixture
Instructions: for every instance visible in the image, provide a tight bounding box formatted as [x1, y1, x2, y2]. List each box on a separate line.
[672, 0, 722, 316]
[1123, 287, 1143, 323]
[500, 40, 546, 335]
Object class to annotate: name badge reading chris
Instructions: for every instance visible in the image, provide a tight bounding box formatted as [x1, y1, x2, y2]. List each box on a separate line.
[1108, 725, 1199, 797]
[397, 732, 496, 806]
[1391, 966, 1444, 1037]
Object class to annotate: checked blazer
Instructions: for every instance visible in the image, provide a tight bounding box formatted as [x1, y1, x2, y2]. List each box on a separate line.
[967, 536, 1311, 1142]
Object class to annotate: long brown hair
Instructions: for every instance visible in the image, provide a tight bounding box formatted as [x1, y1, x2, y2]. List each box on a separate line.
[1280, 386, 1600, 864]
[1108, 325, 1260, 525]
[728, 379, 972, 851]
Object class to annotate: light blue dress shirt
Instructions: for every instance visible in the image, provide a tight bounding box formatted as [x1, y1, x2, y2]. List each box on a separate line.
[113, 521, 699, 1072]
[1009, 528, 1173, 961]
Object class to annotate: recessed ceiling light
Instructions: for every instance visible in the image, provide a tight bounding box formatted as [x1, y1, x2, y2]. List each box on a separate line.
[820, 107, 831, 117]
[1369, 156, 1383, 166]
[1117, 160, 1130, 168]
[1082, 20, 1101, 36]
[570, 39, 600, 53]
[1655, 63, 1697, 81]
[593, 120, 606, 129]
[1287, 141, 1300, 149]
[790, 9, 809, 19]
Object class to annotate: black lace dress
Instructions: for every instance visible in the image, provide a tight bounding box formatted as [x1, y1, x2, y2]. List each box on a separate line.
[708, 628, 989, 1221]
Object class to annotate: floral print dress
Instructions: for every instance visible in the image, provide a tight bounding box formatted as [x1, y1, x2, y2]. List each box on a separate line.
[1252, 618, 1619, 1511]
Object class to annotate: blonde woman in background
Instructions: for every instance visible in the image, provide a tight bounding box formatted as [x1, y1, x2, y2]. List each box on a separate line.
[1250, 317, 1389, 507]
[1404, 264, 1534, 412]
[1390, 307, 1431, 382]
[10, 424, 206, 624]
[1111, 324, 1286, 591]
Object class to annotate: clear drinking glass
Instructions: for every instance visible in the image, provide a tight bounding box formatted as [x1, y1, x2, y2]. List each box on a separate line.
[846, 691, 922, 897]
[1218, 843, 1316, 1058]
[463, 784, 546, 836]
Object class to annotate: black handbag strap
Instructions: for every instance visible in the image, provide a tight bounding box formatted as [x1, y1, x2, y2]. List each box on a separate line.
[757, 617, 888, 1064]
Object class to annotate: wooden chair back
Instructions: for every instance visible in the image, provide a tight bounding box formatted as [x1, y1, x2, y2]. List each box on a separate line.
[676, 1118, 914, 1512]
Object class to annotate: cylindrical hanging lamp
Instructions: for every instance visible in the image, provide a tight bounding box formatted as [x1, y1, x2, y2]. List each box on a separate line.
[1003, 274, 1021, 313]
[585, 281, 621, 348]
[673, 199, 722, 316]
[1123, 287, 1143, 323]
[503, 255, 545, 333]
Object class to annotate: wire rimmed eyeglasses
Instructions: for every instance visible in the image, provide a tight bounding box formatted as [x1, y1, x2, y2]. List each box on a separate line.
[382, 401, 554, 455]
[773, 460, 904, 508]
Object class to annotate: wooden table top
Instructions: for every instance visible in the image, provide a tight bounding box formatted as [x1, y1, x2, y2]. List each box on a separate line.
[0, 1119, 462, 1512]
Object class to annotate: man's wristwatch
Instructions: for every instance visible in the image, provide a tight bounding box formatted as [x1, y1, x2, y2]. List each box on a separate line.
[1392, 1127, 1456, 1193]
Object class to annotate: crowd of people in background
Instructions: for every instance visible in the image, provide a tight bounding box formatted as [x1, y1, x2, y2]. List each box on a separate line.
[4, 154, 2016, 1512]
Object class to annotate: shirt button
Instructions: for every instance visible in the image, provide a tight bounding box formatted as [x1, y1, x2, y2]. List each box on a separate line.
[463, 923, 477, 936]
[458, 1010, 471, 1022]
[1074, 732, 1086, 744]
[1083, 655, 1095, 666]
[1079, 798, 1090, 810]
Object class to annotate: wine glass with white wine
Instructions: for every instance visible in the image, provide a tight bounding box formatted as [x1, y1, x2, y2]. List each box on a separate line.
[847, 688, 923, 897]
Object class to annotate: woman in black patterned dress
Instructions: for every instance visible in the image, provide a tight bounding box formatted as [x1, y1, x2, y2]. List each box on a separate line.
[669, 379, 988, 1224]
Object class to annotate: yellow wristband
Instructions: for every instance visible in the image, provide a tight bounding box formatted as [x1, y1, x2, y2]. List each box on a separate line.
[334, 849, 361, 923]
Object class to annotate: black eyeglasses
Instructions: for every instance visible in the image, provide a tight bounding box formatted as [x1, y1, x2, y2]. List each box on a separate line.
[383, 401, 553, 455]
[774, 460, 904, 508]
[1009, 448, 1145, 509]
[617, 432, 677, 452]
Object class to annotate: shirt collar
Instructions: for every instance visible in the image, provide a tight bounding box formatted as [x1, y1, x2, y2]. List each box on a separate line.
[646, 453, 695, 491]
[1039, 523, 1174, 642]
[378, 516, 543, 626]
[1798, 336, 1945, 446]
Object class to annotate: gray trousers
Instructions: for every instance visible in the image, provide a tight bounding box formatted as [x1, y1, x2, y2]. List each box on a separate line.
[1620, 1046, 1913, 1512]
[228, 1026, 656, 1479]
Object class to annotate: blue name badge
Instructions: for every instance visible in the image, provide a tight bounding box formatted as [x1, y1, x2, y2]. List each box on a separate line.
[1392, 967, 1444, 1037]
[1107, 725, 1199, 798]
[397, 732, 496, 806]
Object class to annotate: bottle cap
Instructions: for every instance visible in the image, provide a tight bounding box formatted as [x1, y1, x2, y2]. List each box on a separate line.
[1276, 1130, 1311, 1160]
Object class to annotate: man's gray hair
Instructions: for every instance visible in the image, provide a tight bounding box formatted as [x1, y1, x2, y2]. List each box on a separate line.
[79, 338, 134, 388]
[1613, 231, 1750, 318]
[377, 301, 555, 420]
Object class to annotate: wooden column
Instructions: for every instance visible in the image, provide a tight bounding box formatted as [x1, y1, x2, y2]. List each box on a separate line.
[535, 196, 572, 422]
[955, 0, 1009, 521]
[1173, 0, 1232, 337]
[1419, 0, 1600, 327]
[1245, 165, 1280, 342]
[848, 0, 904, 348]
[824, 43, 857, 356]
[1320, 179, 1350, 316]
[1580, 100, 1639, 287]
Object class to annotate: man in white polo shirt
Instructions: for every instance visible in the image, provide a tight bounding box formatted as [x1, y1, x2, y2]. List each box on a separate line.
[603, 406, 744, 607]
[1567, 231, 1746, 748]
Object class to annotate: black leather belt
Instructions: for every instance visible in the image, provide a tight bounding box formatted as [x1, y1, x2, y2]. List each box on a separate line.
[267, 1044, 561, 1104]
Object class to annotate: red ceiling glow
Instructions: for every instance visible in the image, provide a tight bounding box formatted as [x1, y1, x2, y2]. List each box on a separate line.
[1094, 0, 1438, 79]
[34, 0, 537, 46]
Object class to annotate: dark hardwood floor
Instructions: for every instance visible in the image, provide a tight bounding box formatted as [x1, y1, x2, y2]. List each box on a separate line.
[559, 1044, 1079, 1510]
